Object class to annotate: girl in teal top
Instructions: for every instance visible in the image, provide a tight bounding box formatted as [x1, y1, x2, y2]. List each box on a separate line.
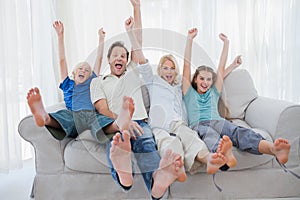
[182, 28, 291, 171]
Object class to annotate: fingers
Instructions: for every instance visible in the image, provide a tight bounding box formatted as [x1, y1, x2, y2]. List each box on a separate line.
[127, 121, 143, 140]
[188, 28, 198, 39]
[125, 16, 134, 30]
[98, 27, 105, 35]
[237, 55, 242, 64]
[219, 33, 228, 41]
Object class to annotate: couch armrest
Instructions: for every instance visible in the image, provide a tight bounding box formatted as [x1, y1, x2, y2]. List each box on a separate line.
[245, 96, 300, 140]
[245, 96, 300, 166]
[18, 103, 71, 174]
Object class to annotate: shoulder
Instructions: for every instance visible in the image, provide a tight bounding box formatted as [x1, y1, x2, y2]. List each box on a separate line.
[60, 76, 74, 89]
[184, 86, 196, 98]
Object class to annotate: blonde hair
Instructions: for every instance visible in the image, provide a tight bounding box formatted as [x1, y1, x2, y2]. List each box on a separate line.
[72, 62, 92, 77]
[157, 54, 180, 85]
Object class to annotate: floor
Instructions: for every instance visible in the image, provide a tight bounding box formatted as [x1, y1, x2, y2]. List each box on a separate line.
[0, 159, 35, 200]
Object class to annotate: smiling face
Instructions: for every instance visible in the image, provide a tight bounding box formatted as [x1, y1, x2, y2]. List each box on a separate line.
[157, 55, 179, 85]
[194, 70, 214, 94]
[73, 62, 92, 84]
[192, 66, 216, 94]
[160, 60, 177, 84]
[107, 42, 129, 77]
[108, 46, 128, 77]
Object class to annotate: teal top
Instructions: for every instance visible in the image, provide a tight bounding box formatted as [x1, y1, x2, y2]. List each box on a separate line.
[183, 85, 223, 127]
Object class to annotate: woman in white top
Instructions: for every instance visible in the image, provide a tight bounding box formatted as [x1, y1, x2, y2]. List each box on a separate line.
[138, 54, 227, 175]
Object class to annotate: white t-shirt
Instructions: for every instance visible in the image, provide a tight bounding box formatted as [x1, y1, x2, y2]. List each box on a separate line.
[90, 62, 148, 120]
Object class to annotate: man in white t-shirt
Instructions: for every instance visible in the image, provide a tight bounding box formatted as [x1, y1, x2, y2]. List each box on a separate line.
[90, 14, 186, 200]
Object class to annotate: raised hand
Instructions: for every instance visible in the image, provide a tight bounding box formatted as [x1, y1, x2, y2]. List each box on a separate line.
[130, 0, 140, 7]
[98, 27, 106, 41]
[219, 33, 229, 43]
[53, 20, 64, 36]
[188, 28, 198, 40]
[231, 55, 242, 69]
[125, 16, 134, 32]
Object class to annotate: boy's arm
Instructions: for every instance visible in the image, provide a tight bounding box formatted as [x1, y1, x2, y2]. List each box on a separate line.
[214, 33, 229, 93]
[224, 55, 242, 78]
[182, 28, 197, 95]
[53, 21, 68, 81]
[130, 0, 142, 64]
[126, 16, 146, 65]
[93, 28, 105, 76]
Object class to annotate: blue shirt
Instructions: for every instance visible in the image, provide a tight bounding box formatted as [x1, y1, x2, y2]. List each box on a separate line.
[183, 85, 223, 127]
[59, 72, 96, 111]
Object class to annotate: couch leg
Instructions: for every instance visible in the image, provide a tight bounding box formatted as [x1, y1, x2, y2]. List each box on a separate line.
[30, 178, 35, 199]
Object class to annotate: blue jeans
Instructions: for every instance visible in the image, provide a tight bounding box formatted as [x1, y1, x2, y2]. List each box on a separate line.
[193, 119, 264, 154]
[106, 120, 160, 194]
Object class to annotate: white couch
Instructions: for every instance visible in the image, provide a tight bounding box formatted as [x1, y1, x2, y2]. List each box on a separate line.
[18, 69, 300, 199]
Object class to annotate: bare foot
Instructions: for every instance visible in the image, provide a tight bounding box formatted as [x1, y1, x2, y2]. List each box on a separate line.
[272, 138, 290, 164]
[151, 149, 186, 198]
[115, 96, 135, 131]
[217, 135, 237, 168]
[110, 130, 133, 187]
[27, 87, 49, 127]
[206, 152, 227, 174]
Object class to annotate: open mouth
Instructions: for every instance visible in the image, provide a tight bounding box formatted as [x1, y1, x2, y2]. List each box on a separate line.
[78, 74, 85, 79]
[115, 64, 122, 69]
[201, 85, 208, 90]
[165, 75, 173, 81]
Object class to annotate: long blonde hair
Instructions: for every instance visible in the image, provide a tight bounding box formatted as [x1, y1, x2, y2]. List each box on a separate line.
[157, 54, 180, 85]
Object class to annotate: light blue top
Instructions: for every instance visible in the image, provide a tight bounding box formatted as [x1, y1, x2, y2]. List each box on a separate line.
[59, 72, 96, 111]
[183, 85, 223, 127]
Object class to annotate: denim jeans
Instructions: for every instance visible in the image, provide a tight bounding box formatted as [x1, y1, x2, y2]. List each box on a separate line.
[193, 119, 264, 154]
[106, 120, 160, 194]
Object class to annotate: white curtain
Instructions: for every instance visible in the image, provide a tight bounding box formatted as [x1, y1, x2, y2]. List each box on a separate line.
[0, 0, 58, 173]
[1, 0, 299, 172]
[56, 0, 300, 103]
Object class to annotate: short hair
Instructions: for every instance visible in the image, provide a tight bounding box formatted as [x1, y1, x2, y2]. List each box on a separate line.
[72, 62, 92, 77]
[107, 41, 129, 60]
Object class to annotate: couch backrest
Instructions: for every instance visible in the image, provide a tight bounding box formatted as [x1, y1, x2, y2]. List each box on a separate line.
[222, 69, 258, 120]
[44, 69, 258, 122]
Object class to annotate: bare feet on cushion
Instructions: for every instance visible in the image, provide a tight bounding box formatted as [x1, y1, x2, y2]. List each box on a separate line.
[217, 135, 237, 168]
[272, 138, 290, 164]
[206, 152, 227, 174]
[151, 149, 186, 199]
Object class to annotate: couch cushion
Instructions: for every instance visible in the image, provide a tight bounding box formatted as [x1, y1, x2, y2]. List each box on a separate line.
[222, 69, 258, 119]
[229, 119, 274, 170]
[64, 130, 110, 173]
[64, 130, 141, 174]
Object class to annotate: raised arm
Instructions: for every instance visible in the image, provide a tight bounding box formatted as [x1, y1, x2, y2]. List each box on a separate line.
[53, 21, 68, 81]
[125, 16, 146, 65]
[214, 33, 229, 93]
[130, 0, 142, 64]
[93, 28, 106, 76]
[224, 55, 242, 78]
[182, 28, 198, 95]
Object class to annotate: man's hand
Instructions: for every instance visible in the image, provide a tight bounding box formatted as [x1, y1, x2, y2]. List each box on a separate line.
[127, 120, 143, 140]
